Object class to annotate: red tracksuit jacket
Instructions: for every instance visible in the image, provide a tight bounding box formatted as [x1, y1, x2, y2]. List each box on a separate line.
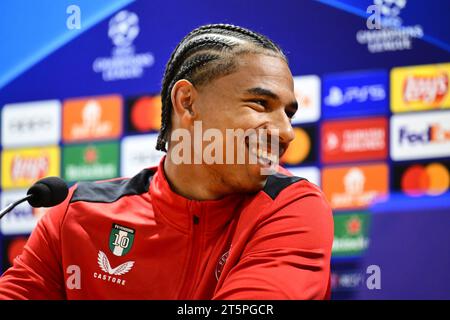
[0, 160, 333, 299]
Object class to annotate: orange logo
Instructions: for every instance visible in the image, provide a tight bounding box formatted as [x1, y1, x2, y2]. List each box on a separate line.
[401, 163, 450, 196]
[281, 127, 311, 165]
[63, 95, 122, 142]
[322, 163, 389, 210]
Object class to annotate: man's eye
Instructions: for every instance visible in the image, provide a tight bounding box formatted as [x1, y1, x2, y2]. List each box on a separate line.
[250, 99, 267, 107]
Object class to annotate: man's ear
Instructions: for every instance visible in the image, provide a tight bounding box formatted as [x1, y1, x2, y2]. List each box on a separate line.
[171, 79, 198, 127]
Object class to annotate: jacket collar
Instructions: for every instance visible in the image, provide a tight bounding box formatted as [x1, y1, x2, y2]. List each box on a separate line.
[149, 157, 247, 233]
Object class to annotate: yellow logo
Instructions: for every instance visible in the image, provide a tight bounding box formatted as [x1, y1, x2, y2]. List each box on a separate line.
[1, 146, 60, 189]
[391, 63, 450, 113]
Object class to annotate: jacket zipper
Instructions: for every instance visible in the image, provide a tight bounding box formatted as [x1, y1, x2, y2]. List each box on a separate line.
[178, 214, 202, 299]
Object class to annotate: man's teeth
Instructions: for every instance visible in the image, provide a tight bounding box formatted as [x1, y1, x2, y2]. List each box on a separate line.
[256, 148, 277, 163]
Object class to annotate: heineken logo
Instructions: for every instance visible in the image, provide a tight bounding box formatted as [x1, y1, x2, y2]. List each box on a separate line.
[109, 223, 135, 256]
[346, 216, 362, 235]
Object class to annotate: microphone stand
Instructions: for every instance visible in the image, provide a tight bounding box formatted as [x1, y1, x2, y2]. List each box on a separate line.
[0, 194, 33, 220]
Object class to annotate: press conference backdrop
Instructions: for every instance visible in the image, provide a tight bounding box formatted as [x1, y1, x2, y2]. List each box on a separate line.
[1, 0, 449, 299]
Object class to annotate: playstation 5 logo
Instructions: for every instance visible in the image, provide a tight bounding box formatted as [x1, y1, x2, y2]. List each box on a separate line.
[322, 70, 388, 119]
[325, 85, 386, 107]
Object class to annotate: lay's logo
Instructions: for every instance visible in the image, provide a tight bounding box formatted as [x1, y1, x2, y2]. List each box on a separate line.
[391, 63, 450, 113]
[1, 146, 60, 189]
[404, 73, 448, 104]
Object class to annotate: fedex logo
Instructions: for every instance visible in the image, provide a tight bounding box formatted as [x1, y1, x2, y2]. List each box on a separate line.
[398, 125, 450, 145]
[0, 190, 37, 235]
[322, 70, 388, 119]
[391, 111, 450, 160]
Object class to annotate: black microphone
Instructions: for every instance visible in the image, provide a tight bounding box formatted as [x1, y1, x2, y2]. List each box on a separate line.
[0, 177, 69, 220]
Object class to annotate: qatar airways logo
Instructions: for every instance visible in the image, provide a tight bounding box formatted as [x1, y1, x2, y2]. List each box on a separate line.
[403, 73, 448, 104]
[1, 100, 61, 148]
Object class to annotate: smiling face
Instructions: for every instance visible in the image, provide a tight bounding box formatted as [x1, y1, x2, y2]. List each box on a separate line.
[169, 52, 298, 194]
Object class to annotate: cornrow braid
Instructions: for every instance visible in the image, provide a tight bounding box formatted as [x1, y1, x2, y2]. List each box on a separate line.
[187, 24, 284, 54]
[156, 24, 286, 152]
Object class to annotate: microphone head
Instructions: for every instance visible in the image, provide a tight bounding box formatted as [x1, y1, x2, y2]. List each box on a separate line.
[27, 177, 69, 208]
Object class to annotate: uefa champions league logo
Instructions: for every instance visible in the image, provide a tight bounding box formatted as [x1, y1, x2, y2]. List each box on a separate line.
[357, 0, 423, 53]
[367, 0, 406, 29]
[375, 0, 406, 19]
[92, 10, 154, 81]
[108, 10, 140, 48]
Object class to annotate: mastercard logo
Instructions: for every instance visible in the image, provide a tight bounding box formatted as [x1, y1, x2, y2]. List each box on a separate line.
[130, 96, 162, 132]
[401, 163, 450, 196]
[281, 127, 311, 165]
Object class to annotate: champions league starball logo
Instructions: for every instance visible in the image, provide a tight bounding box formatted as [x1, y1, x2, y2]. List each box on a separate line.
[92, 10, 155, 81]
[357, 0, 424, 53]
[108, 10, 140, 48]
[374, 0, 406, 24]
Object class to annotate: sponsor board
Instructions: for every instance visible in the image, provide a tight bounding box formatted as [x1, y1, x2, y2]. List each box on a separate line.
[1, 146, 60, 189]
[1, 100, 61, 148]
[331, 269, 366, 292]
[393, 161, 450, 197]
[291, 75, 320, 124]
[280, 125, 316, 166]
[125, 95, 161, 133]
[287, 166, 320, 187]
[390, 110, 450, 161]
[321, 117, 388, 163]
[322, 70, 388, 119]
[332, 212, 371, 257]
[121, 134, 164, 177]
[63, 95, 122, 142]
[63, 142, 119, 182]
[322, 163, 389, 210]
[0, 190, 38, 235]
[391, 63, 450, 113]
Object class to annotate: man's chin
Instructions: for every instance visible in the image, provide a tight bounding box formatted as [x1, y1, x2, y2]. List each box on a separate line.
[241, 164, 271, 192]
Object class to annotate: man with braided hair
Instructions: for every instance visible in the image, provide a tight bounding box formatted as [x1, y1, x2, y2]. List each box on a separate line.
[0, 24, 333, 299]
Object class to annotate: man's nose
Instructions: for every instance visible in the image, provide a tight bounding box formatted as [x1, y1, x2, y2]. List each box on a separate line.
[268, 109, 295, 144]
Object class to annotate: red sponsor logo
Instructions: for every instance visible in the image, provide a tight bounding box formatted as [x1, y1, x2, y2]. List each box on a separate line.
[11, 155, 49, 182]
[403, 73, 448, 104]
[321, 117, 387, 163]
